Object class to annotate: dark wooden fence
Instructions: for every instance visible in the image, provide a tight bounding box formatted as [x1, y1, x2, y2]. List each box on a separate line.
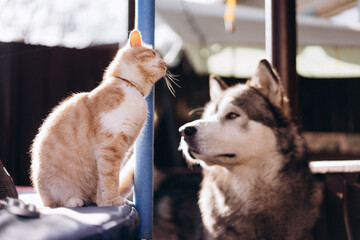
[299, 76, 360, 133]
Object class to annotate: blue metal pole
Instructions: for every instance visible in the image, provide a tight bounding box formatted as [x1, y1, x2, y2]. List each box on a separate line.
[134, 0, 155, 239]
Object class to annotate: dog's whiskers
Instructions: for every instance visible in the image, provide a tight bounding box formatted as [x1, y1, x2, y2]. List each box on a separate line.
[164, 70, 180, 97]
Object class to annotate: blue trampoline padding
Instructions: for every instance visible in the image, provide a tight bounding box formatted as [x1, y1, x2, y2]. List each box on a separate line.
[0, 201, 140, 240]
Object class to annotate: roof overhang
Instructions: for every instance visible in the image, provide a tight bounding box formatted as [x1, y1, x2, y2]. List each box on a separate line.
[156, 0, 360, 78]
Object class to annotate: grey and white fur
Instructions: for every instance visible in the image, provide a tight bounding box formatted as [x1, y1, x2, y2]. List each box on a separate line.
[179, 59, 323, 240]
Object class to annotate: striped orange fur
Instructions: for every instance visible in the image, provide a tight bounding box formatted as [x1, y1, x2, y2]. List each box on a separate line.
[30, 30, 166, 207]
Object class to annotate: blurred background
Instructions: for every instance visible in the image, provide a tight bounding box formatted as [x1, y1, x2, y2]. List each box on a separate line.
[1, 0, 360, 186]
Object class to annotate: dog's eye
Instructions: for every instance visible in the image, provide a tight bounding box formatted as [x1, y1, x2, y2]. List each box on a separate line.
[226, 112, 240, 120]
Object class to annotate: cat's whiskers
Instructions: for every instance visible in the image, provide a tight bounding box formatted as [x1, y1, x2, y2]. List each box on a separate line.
[31, 30, 169, 208]
[164, 70, 180, 97]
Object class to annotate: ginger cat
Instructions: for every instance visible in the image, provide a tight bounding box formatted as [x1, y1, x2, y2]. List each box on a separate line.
[31, 30, 167, 207]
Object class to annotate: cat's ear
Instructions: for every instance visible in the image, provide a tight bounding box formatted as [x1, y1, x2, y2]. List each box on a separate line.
[129, 30, 142, 47]
[209, 75, 228, 100]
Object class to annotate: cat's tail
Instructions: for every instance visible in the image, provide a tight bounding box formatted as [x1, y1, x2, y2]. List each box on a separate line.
[118, 152, 166, 198]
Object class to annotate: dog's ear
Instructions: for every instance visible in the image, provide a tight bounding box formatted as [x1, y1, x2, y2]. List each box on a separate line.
[209, 75, 228, 100]
[247, 59, 290, 117]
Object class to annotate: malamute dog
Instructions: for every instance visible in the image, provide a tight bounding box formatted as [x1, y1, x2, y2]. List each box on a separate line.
[179, 60, 323, 240]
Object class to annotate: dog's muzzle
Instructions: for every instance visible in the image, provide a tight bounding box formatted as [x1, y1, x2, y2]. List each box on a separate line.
[179, 124, 199, 152]
[178, 124, 199, 162]
[180, 126, 197, 139]
[179, 123, 236, 164]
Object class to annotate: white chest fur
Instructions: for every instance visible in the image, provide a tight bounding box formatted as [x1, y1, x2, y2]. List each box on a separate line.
[99, 85, 147, 135]
[200, 161, 283, 218]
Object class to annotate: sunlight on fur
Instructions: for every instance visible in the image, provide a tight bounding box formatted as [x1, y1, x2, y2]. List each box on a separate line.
[30, 29, 169, 207]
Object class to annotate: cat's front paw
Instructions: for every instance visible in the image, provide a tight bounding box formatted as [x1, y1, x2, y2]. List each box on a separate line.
[64, 197, 85, 207]
[98, 196, 126, 206]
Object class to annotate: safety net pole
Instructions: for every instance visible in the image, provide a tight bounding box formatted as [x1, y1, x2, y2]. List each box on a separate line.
[134, 0, 155, 239]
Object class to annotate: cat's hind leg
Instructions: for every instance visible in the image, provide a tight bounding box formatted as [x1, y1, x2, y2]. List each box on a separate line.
[35, 181, 62, 207]
[37, 189, 59, 207]
[40, 185, 85, 207]
[36, 171, 87, 207]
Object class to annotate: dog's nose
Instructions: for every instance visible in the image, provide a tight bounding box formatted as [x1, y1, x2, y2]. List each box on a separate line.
[181, 126, 197, 137]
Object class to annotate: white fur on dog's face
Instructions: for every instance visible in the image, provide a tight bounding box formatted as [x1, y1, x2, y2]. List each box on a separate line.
[178, 61, 322, 240]
[179, 85, 278, 168]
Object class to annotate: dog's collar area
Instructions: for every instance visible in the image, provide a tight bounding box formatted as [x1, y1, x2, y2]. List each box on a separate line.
[114, 76, 145, 97]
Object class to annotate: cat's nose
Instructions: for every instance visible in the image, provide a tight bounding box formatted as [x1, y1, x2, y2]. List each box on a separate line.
[159, 61, 166, 69]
